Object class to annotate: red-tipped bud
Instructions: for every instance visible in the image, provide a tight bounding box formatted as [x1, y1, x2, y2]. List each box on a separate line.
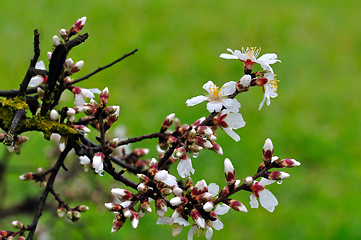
[76, 205, 89, 212]
[229, 199, 247, 213]
[139, 200, 152, 214]
[108, 138, 120, 151]
[130, 210, 139, 229]
[185, 177, 193, 188]
[137, 183, 149, 195]
[70, 60, 84, 74]
[170, 196, 188, 206]
[19, 172, 35, 181]
[111, 214, 126, 233]
[224, 158, 235, 185]
[104, 203, 123, 212]
[111, 188, 134, 201]
[66, 210, 73, 219]
[211, 141, 223, 155]
[254, 77, 268, 86]
[11, 220, 24, 229]
[275, 158, 301, 168]
[197, 126, 213, 137]
[70, 16, 87, 35]
[203, 201, 215, 212]
[160, 113, 175, 133]
[263, 138, 274, 162]
[193, 180, 208, 194]
[237, 74, 252, 90]
[99, 87, 109, 108]
[133, 148, 150, 157]
[195, 137, 212, 149]
[266, 171, 290, 180]
[190, 209, 205, 229]
[73, 211, 81, 220]
[244, 176, 253, 186]
[137, 174, 151, 184]
[160, 188, 172, 196]
[155, 198, 168, 217]
[195, 192, 213, 203]
[72, 125, 91, 134]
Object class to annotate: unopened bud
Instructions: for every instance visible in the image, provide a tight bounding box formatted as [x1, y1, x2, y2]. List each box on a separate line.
[130, 210, 139, 229]
[190, 209, 205, 229]
[77, 205, 89, 212]
[203, 201, 215, 212]
[104, 203, 123, 212]
[160, 113, 175, 133]
[263, 138, 274, 162]
[71, 60, 84, 73]
[57, 206, 65, 217]
[267, 171, 290, 180]
[66, 210, 73, 219]
[137, 183, 149, 195]
[170, 196, 188, 206]
[229, 199, 247, 213]
[19, 172, 34, 180]
[133, 148, 150, 157]
[73, 211, 81, 220]
[50, 109, 59, 121]
[211, 142, 223, 155]
[237, 74, 252, 90]
[59, 29, 68, 40]
[11, 220, 24, 229]
[244, 176, 253, 186]
[52, 35, 61, 47]
[99, 87, 109, 108]
[224, 158, 235, 185]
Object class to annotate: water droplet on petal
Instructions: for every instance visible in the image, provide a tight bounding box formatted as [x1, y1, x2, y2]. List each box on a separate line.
[276, 180, 283, 185]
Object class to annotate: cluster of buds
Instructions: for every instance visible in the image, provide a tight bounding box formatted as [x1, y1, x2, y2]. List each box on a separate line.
[57, 205, 89, 223]
[2, 135, 29, 154]
[104, 158, 178, 232]
[18, 167, 47, 188]
[56, 16, 87, 43]
[64, 58, 85, 76]
[158, 113, 224, 178]
[82, 87, 119, 131]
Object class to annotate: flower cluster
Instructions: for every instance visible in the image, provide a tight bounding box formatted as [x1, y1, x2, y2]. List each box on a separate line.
[0, 16, 301, 240]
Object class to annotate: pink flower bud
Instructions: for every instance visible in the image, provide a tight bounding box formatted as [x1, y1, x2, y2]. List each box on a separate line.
[50, 109, 59, 121]
[133, 148, 150, 157]
[224, 158, 235, 185]
[59, 29, 67, 39]
[263, 138, 274, 162]
[137, 174, 151, 184]
[71, 60, 84, 73]
[99, 87, 109, 108]
[137, 183, 149, 195]
[104, 203, 123, 212]
[19, 172, 34, 180]
[155, 198, 168, 217]
[57, 206, 65, 217]
[203, 201, 215, 212]
[244, 176, 253, 186]
[130, 210, 139, 228]
[70, 16, 87, 35]
[77, 205, 89, 212]
[195, 192, 213, 203]
[190, 209, 205, 229]
[160, 113, 175, 133]
[111, 188, 134, 201]
[108, 138, 120, 151]
[52, 35, 61, 47]
[229, 199, 247, 213]
[267, 171, 290, 180]
[211, 141, 223, 155]
[12, 220, 24, 229]
[170, 196, 188, 206]
[92, 152, 105, 176]
[111, 214, 125, 233]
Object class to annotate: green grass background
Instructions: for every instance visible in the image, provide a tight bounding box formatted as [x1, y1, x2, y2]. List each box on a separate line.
[1, 0, 360, 239]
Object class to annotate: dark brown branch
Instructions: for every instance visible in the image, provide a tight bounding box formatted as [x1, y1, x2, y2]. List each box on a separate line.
[26, 142, 73, 240]
[71, 49, 138, 85]
[18, 30, 41, 97]
[3, 109, 26, 146]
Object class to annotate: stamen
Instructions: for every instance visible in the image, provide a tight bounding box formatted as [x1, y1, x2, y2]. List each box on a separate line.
[241, 47, 261, 59]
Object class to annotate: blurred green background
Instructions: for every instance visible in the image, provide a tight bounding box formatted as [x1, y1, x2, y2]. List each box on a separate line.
[1, 0, 360, 239]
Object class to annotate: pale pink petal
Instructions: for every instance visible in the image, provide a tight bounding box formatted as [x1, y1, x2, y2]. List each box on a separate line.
[259, 189, 278, 212]
[221, 98, 241, 112]
[208, 183, 219, 197]
[223, 128, 240, 142]
[219, 53, 238, 59]
[206, 101, 223, 113]
[186, 95, 208, 106]
[187, 225, 197, 240]
[221, 81, 237, 95]
[211, 219, 223, 231]
[214, 204, 230, 216]
[249, 194, 259, 208]
[205, 226, 214, 239]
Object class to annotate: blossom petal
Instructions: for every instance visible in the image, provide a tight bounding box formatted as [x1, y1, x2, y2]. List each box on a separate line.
[156, 217, 170, 225]
[187, 225, 197, 240]
[177, 158, 195, 178]
[259, 189, 278, 212]
[208, 183, 219, 197]
[186, 95, 208, 106]
[221, 98, 241, 112]
[219, 53, 238, 59]
[206, 102, 223, 113]
[205, 226, 214, 240]
[214, 204, 230, 216]
[260, 177, 276, 186]
[223, 127, 240, 142]
[28, 76, 43, 87]
[233, 50, 248, 61]
[224, 111, 245, 129]
[211, 219, 223, 231]
[221, 81, 237, 96]
[257, 53, 281, 65]
[35, 60, 46, 70]
[249, 194, 259, 208]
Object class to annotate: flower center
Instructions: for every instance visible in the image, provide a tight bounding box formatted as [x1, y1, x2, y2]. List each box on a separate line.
[241, 47, 261, 60]
[208, 83, 225, 101]
[268, 75, 279, 92]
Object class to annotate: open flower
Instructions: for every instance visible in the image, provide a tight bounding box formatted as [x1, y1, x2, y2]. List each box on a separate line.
[72, 87, 101, 107]
[216, 110, 245, 142]
[220, 47, 280, 72]
[177, 155, 195, 178]
[29, 61, 47, 87]
[186, 81, 240, 113]
[258, 64, 278, 110]
[249, 177, 278, 212]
